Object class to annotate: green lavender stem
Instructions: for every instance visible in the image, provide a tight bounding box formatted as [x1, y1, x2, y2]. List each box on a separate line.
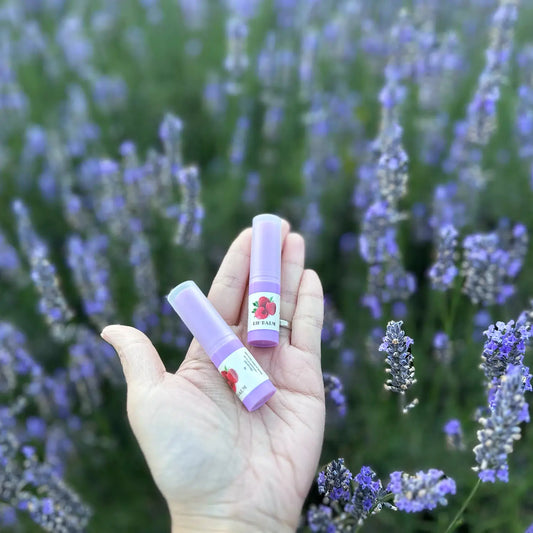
[443, 478, 481, 533]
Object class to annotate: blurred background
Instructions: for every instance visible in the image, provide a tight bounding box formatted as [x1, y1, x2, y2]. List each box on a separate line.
[1, 0, 533, 531]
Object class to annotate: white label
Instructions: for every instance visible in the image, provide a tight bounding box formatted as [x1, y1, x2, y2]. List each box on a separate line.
[217, 347, 269, 401]
[248, 292, 280, 332]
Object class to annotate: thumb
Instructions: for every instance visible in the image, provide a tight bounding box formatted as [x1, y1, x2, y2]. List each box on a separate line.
[101, 325, 166, 388]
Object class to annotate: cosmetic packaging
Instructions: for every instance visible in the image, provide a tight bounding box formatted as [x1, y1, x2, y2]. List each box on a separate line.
[247, 214, 282, 347]
[167, 280, 276, 411]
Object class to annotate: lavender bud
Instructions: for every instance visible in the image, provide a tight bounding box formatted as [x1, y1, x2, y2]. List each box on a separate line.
[433, 332, 452, 365]
[317, 458, 353, 505]
[481, 320, 531, 388]
[345, 466, 390, 523]
[380, 321, 417, 411]
[388, 469, 456, 512]
[461, 232, 514, 306]
[174, 166, 203, 249]
[428, 224, 458, 291]
[323, 373, 347, 417]
[473, 364, 530, 482]
[225, 16, 249, 94]
[443, 419, 465, 450]
[466, 0, 518, 144]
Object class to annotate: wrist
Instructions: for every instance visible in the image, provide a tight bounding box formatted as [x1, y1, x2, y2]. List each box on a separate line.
[169, 506, 295, 533]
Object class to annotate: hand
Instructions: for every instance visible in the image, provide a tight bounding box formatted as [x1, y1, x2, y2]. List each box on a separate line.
[101, 220, 325, 533]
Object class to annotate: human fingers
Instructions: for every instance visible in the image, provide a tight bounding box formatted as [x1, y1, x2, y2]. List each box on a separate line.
[278, 233, 305, 344]
[210, 219, 290, 327]
[207, 228, 253, 327]
[290, 269, 324, 356]
[101, 325, 166, 388]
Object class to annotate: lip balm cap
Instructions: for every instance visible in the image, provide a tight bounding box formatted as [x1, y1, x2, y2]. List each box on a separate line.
[250, 214, 282, 285]
[166, 281, 234, 358]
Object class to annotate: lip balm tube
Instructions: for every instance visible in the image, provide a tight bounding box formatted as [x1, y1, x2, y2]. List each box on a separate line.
[167, 280, 276, 411]
[247, 214, 282, 347]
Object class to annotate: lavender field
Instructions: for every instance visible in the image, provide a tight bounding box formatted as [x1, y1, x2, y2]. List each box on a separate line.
[1, 0, 533, 531]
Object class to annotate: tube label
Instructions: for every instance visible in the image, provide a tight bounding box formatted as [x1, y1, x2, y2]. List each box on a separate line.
[217, 347, 269, 401]
[248, 292, 280, 331]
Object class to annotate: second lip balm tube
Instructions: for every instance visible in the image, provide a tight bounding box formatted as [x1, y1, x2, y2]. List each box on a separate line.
[167, 280, 276, 411]
[247, 214, 282, 347]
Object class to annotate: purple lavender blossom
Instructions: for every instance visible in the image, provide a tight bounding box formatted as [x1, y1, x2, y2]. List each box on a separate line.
[428, 225, 458, 291]
[229, 115, 249, 169]
[13, 200, 73, 341]
[225, 16, 249, 94]
[323, 373, 347, 416]
[159, 113, 184, 167]
[0, 230, 21, 281]
[367, 327, 385, 364]
[22, 125, 47, 161]
[416, 31, 463, 112]
[299, 29, 319, 101]
[56, 16, 93, 74]
[344, 466, 390, 523]
[388, 469, 456, 512]
[359, 202, 401, 263]
[474, 364, 530, 482]
[461, 232, 514, 306]
[307, 504, 335, 533]
[380, 321, 418, 412]
[433, 332, 452, 364]
[321, 297, 345, 349]
[497, 222, 528, 278]
[444, 419, 465, 450]
[129, 234, 160, 334]
[66, 234, 115, 330]
[179, 0, 207, 29]
[317, 458, 353, 504]
[376, 122, 409, 205]
[174, 166, 203, 248]
[429, 182, 467, 230]
[480, 320, 531, 389]
[61, 85, 100, 157]
[465, 0, 518, 145]
[91, 74, 128, 112]
[12, 199, 45, 256]
[93, 158, 131, 239]
[242, 171, 260, 204]
[364, 262, 416, 318]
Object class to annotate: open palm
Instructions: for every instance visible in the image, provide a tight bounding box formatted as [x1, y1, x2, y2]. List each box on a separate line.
[102, 221, 325, 533]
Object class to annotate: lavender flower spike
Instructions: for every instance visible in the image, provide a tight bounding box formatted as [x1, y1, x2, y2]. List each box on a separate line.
[461, 232, 513, 306]
[345, 466, 391, 524]
[466, 0, 519, 145]
[317, 458, 353, 505]
[473, 364, 530, 482]
[376, 122, 409, 206]
[480, 320, 531, 388]
[323, 373, 347, 417]
[444, 419, 465, 450]
[428, 224, 458, 291]
[379, 321, 418, 412]
[388, 469, 456, 512]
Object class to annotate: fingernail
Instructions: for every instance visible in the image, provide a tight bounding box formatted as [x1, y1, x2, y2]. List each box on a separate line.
[100, 325, 122, 345]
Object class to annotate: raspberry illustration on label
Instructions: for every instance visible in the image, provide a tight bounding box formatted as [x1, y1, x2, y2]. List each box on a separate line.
[221, 367, 239, 392]
[265, 301, 276, 315]
[252, 296, 276, 319]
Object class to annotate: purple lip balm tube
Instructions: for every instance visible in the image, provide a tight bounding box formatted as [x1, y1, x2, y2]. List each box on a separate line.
[247, 214, 282, 347]
[167, 281, 276, 411]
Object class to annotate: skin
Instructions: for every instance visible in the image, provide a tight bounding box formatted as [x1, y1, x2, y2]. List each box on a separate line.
[101, 220, 325, 533]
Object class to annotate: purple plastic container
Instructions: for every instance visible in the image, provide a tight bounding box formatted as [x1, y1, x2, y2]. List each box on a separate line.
[247, 214, 282, 347]
[167, 281, 276, 411]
